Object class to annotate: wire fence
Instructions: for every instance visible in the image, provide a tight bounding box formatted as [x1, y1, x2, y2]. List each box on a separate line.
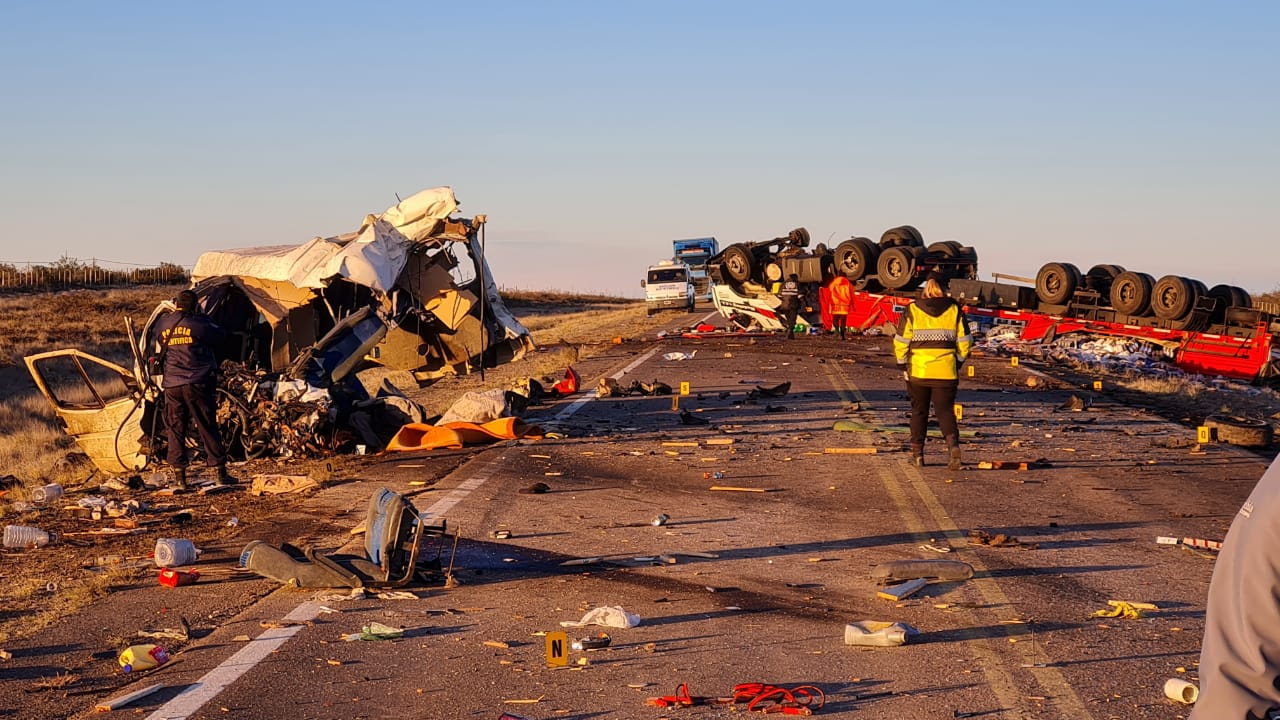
[0, 259, 190, 292]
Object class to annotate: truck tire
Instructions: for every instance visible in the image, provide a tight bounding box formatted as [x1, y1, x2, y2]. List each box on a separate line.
[720, 245, 756, 285]
[1205, 415, 1274, 448]
[1035, 262, 1081, 305]
[834, 237, 878, 281]
[1209, 284, 1252, 312]
[1151, 275, 1198, 321]
[926, 241, 964, 258]
[880, 225, 923, 250]
[1084, 264, 1124, 296]
[877, 245, 922, 290]
[1110, 271, 1154, 316]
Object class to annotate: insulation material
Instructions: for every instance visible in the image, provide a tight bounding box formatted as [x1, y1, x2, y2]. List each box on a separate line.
[386, 418, 543, 452]
[426, 289, 476, 330]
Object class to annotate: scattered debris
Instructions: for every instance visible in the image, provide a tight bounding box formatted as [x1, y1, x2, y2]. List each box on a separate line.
[571, 633, 612, 650]
[342, 622, 405, 641]
[1055, 394, 1093, 412]
[870, 559, 974, 583]
[968, 530, 1038, 549]
[1164, 678, 1199, 704]
[710, 485, 773, 493]
[844, 620, 919, 647]
[824, 447, 877, 455]
[680, 410, 711, 426]
[250, 474, 321, 496]
[1091, 600, 1156, 620]
[663, 351, 697, 361]
[877, 578, 928, 601]
[94, 683, 165, 713]
[560, 606, 640, 629]
[975, 459, 1051, 471]
[833, 420, 979, 438]
[519, 482, 551, 495]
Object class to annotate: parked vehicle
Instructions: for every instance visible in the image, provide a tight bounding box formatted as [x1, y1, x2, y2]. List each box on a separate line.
[672, 237, 719, 298]
[642, 261, 696, 316]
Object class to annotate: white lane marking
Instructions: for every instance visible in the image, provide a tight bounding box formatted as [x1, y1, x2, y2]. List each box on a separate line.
[144, 347, 662, 719]
[146, 601, 323, 719]
[553, 346, 659, 421]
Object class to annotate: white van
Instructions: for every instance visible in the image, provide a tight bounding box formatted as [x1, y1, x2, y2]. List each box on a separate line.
[642, 260, 696, 317]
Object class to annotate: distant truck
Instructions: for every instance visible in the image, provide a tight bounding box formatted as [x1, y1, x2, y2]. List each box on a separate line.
[642, 260, 696, 316]
[672, 237, 719, 298]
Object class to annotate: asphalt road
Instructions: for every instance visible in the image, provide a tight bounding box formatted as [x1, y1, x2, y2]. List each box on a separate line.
[15, 307, 1272, 720]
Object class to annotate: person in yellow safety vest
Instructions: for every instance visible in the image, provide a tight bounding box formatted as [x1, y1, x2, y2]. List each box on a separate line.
[893, 275, 972, 470]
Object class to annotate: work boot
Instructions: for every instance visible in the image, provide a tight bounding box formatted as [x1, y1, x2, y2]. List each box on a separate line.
[910, 444, 924, 467]
[172, 467, 187, 489]
[216, 466, 238, 486]
[947, 443, 962, 471]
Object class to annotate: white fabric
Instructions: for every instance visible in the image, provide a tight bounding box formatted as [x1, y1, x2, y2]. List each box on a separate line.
[192, 187, 460, 295]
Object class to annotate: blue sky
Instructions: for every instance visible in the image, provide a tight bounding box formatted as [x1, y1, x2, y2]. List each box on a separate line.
[1, 2, 1276, 296]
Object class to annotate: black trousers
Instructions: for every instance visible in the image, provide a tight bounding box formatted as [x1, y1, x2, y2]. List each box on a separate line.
[781, 302, 799, 337]
[908, 380, 959, 448]
[832, 313, 848, 337]
[164, 382, 226, 468]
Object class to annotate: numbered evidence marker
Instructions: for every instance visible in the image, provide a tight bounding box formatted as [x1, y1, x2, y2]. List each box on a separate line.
[546, 631, 569, 667]
[953, 403, 963, 422]
[1092, 380, 1103, 391]
[1011, 356, 1020, 367]
[1197, 426, 1211, 444]
[679, 381, 690, 396]
[966, 364, 975, 378]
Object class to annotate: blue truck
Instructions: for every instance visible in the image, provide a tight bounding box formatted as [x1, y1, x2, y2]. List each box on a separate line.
[672, 237, 719, 299]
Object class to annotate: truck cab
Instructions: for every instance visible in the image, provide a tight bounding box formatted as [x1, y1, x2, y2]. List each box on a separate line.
[642, 261, 696, 316]
[672, 237, 719, 299]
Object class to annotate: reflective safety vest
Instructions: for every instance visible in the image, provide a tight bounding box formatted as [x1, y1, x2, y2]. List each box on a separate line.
[893, 298, 972, 381]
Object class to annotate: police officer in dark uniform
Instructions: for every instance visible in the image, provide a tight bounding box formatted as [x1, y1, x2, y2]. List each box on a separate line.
[153, 290, 234, 486]
[779, 273, 801, 339]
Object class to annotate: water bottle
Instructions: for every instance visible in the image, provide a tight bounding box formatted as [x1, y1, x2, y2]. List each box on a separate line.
[118, 643, 169, 672]
[3, 525, 51, 549]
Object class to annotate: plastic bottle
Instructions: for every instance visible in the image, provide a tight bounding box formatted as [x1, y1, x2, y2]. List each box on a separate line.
[3, 525, 51, 549]
[844, 620, 918, 647]
[31, 483, 64, 505]
[118, 643, 169, 672]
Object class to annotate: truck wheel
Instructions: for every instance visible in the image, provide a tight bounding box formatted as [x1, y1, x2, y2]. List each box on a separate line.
[834, 237, 877, 281]
[877, 245, 922, 290]
[720, 245, 756, 285]
[1084, 264, 1124, 296]
[1151, 275, 1198, 320]
[1209, 284, 1252, 310]
[1035, 262, 1081, 305]
[879, 225, 923, 249]
[926, 241, 963, 258]
[1110, 271, 1154, 315]
[1205, 415, 1274, 448]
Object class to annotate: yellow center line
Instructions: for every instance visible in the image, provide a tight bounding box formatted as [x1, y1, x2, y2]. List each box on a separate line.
[825, 363, 1093, 718]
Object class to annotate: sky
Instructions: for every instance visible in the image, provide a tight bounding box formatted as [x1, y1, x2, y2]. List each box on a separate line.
[1, 2, 1277, 297]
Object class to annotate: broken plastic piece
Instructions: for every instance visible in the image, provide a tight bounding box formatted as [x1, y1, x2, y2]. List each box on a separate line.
[869, 559, 974, 583]
[844, 620, 919, 647]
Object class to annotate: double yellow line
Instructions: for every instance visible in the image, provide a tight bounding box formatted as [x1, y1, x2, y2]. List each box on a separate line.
[824, 362, 1092, 719]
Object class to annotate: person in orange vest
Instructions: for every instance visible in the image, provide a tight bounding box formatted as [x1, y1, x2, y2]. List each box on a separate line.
[827, 268, 853, 339]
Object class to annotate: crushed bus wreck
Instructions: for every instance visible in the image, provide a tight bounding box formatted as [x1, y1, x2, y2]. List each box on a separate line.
[25, 187, 535, 474]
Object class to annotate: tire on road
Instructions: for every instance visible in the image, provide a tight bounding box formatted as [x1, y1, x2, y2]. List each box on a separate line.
[1205, 415, 1274, 448]
[1035, 262, 1081, 305]
[834, 237, 878, 281]
[877, 245, 923, 290]
[1110, 271, 1154, 316]
[1151, 275, 1199, 321]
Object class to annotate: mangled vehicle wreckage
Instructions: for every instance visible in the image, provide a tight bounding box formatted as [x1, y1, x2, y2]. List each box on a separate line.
[25, 187, 535, 474]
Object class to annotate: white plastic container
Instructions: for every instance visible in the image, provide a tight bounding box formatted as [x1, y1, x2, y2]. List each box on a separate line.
[844, 620, 917, 647]
[1164, 678, 1199, 704]
[154, 538, 197, 568]
[31, 483, 64, 504]
[3, 525, 51, 549]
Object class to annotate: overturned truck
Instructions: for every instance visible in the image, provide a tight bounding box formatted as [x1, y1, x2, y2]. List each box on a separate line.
[26, 187, 535, 474]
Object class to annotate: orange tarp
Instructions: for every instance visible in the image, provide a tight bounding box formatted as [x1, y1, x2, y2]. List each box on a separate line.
[386, 417, 543, 452]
